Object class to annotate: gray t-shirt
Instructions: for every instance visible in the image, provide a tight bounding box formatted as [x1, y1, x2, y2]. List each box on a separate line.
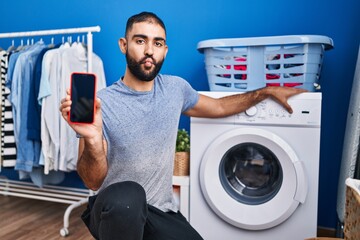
[97, 74, 199, 212]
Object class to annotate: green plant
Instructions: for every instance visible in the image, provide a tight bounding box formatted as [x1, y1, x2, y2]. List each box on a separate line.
[176, 128, 190, 152]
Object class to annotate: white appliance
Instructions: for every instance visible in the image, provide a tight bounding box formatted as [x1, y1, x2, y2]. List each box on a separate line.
[190, 92, 321, 240]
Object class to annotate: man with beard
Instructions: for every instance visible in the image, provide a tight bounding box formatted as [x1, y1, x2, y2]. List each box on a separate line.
[59, 12, 306, 240]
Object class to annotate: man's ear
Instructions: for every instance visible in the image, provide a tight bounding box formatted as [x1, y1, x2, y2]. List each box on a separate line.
[118, 38, 127, 54]
[164, 45, 168, 58]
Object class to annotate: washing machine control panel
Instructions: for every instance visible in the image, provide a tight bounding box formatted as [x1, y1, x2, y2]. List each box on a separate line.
[239, 101, 289, 119]
[236, 95, 321, 126]
[194, 92, 321, 126]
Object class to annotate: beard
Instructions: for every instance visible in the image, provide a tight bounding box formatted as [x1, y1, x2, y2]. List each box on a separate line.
[126, 52, 165, 82]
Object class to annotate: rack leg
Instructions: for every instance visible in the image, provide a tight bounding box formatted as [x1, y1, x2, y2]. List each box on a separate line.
[60, 197, 89, 237]
[0, 176, 10, 196]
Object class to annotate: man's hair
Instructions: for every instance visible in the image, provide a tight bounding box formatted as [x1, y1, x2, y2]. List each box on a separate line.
[125, 12, 166, 37]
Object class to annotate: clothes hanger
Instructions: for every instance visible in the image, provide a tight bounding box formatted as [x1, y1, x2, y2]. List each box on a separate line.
[47, 37, 55, 48]
[81, 34, 87, 48]
[15, 39, 24, 51]
[6, 39, 15, 52]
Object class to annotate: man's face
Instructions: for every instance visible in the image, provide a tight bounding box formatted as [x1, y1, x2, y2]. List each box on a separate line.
[121, 21, 168, 82]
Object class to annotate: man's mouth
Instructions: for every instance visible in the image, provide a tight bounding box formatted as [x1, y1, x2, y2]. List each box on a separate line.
[143, 61, 153, 68]
[141, 57, 155, 67]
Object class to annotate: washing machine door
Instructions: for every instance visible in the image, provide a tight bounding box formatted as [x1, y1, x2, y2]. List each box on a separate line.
[199, 128, 307, 230]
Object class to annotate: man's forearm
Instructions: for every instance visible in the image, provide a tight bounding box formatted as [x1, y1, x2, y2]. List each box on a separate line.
[77, 136, 108, 190]
[215, 86, 304, 117]
[217, 87, 270, 117]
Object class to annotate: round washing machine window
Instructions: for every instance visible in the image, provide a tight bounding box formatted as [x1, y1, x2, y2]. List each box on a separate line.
[199, 128, 308, 230]
[219, 142, 283, 205]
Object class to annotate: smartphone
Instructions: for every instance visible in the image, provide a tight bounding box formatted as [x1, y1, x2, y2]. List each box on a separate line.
[69, 72, 97, 124]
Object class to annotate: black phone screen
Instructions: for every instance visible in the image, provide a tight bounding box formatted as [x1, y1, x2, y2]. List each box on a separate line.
[69, 73, 96, 124]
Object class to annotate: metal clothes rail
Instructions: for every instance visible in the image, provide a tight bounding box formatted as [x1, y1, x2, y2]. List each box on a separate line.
[0, 26, 101, 237]
[0, 26, 100, 72]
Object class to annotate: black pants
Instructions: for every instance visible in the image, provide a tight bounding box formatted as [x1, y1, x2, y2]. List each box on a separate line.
[81, 181, 203, 240]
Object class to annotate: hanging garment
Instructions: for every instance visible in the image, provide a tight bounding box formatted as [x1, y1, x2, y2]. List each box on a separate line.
[0, 50, 17, 168]
[8, 41, 46, 172]
[27, 44, 59, 142]
[38, 43, 71, 172]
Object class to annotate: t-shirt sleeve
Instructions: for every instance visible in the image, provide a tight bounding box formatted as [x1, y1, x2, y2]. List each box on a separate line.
[179, 77, 199, 112]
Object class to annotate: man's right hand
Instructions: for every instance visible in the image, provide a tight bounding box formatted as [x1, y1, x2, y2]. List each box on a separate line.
[59, 88, 103, 139]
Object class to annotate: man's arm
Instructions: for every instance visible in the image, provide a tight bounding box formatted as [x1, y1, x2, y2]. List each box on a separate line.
[77, 136, 108, 191]
[184, 87, 307, 118]
[60, 89, 108, 191]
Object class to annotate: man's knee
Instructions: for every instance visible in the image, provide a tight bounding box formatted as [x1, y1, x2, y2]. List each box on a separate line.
[102, 181, 145, 200]
[95, 181, 147, 221]
[88, 181, 147, 239]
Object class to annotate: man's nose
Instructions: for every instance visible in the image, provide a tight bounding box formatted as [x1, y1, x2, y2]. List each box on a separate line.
[144, 42, 154, 56]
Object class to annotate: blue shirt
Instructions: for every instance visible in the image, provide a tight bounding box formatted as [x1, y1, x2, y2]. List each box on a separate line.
[10, 42, 46, 172]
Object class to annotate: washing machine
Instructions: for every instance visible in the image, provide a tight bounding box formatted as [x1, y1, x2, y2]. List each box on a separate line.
[190, 92, 321, 240]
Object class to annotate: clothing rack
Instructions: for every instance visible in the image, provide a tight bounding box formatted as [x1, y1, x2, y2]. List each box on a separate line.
[0, 26, 101, 237]
[0, 26, 100, 72]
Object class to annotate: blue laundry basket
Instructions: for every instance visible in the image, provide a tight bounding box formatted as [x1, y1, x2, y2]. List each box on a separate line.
[198, 35, 334, 92]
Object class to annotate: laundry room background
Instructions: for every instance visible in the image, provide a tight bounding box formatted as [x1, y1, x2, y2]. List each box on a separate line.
[1, 0, 359, 232]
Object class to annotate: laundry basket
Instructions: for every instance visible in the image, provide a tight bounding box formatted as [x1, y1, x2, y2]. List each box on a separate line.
[198, 35, 333, 92]
[305, 178, 360, 240]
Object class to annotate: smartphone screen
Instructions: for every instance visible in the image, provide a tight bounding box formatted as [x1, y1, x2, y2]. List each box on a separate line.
[69, 72, 97, 124]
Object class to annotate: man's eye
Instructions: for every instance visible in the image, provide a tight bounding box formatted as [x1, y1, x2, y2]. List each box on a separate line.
[155, 42, 163, 47]
[136, 39, 145, 44]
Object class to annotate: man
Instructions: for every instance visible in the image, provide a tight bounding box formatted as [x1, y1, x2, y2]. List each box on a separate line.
[59, 11, 306, 240]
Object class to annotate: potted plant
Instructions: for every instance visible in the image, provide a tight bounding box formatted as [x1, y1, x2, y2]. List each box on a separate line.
[174, 128, 190, 176]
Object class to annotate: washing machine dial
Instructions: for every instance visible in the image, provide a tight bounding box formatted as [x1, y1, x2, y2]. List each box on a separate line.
[245, 106, 258, 116]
